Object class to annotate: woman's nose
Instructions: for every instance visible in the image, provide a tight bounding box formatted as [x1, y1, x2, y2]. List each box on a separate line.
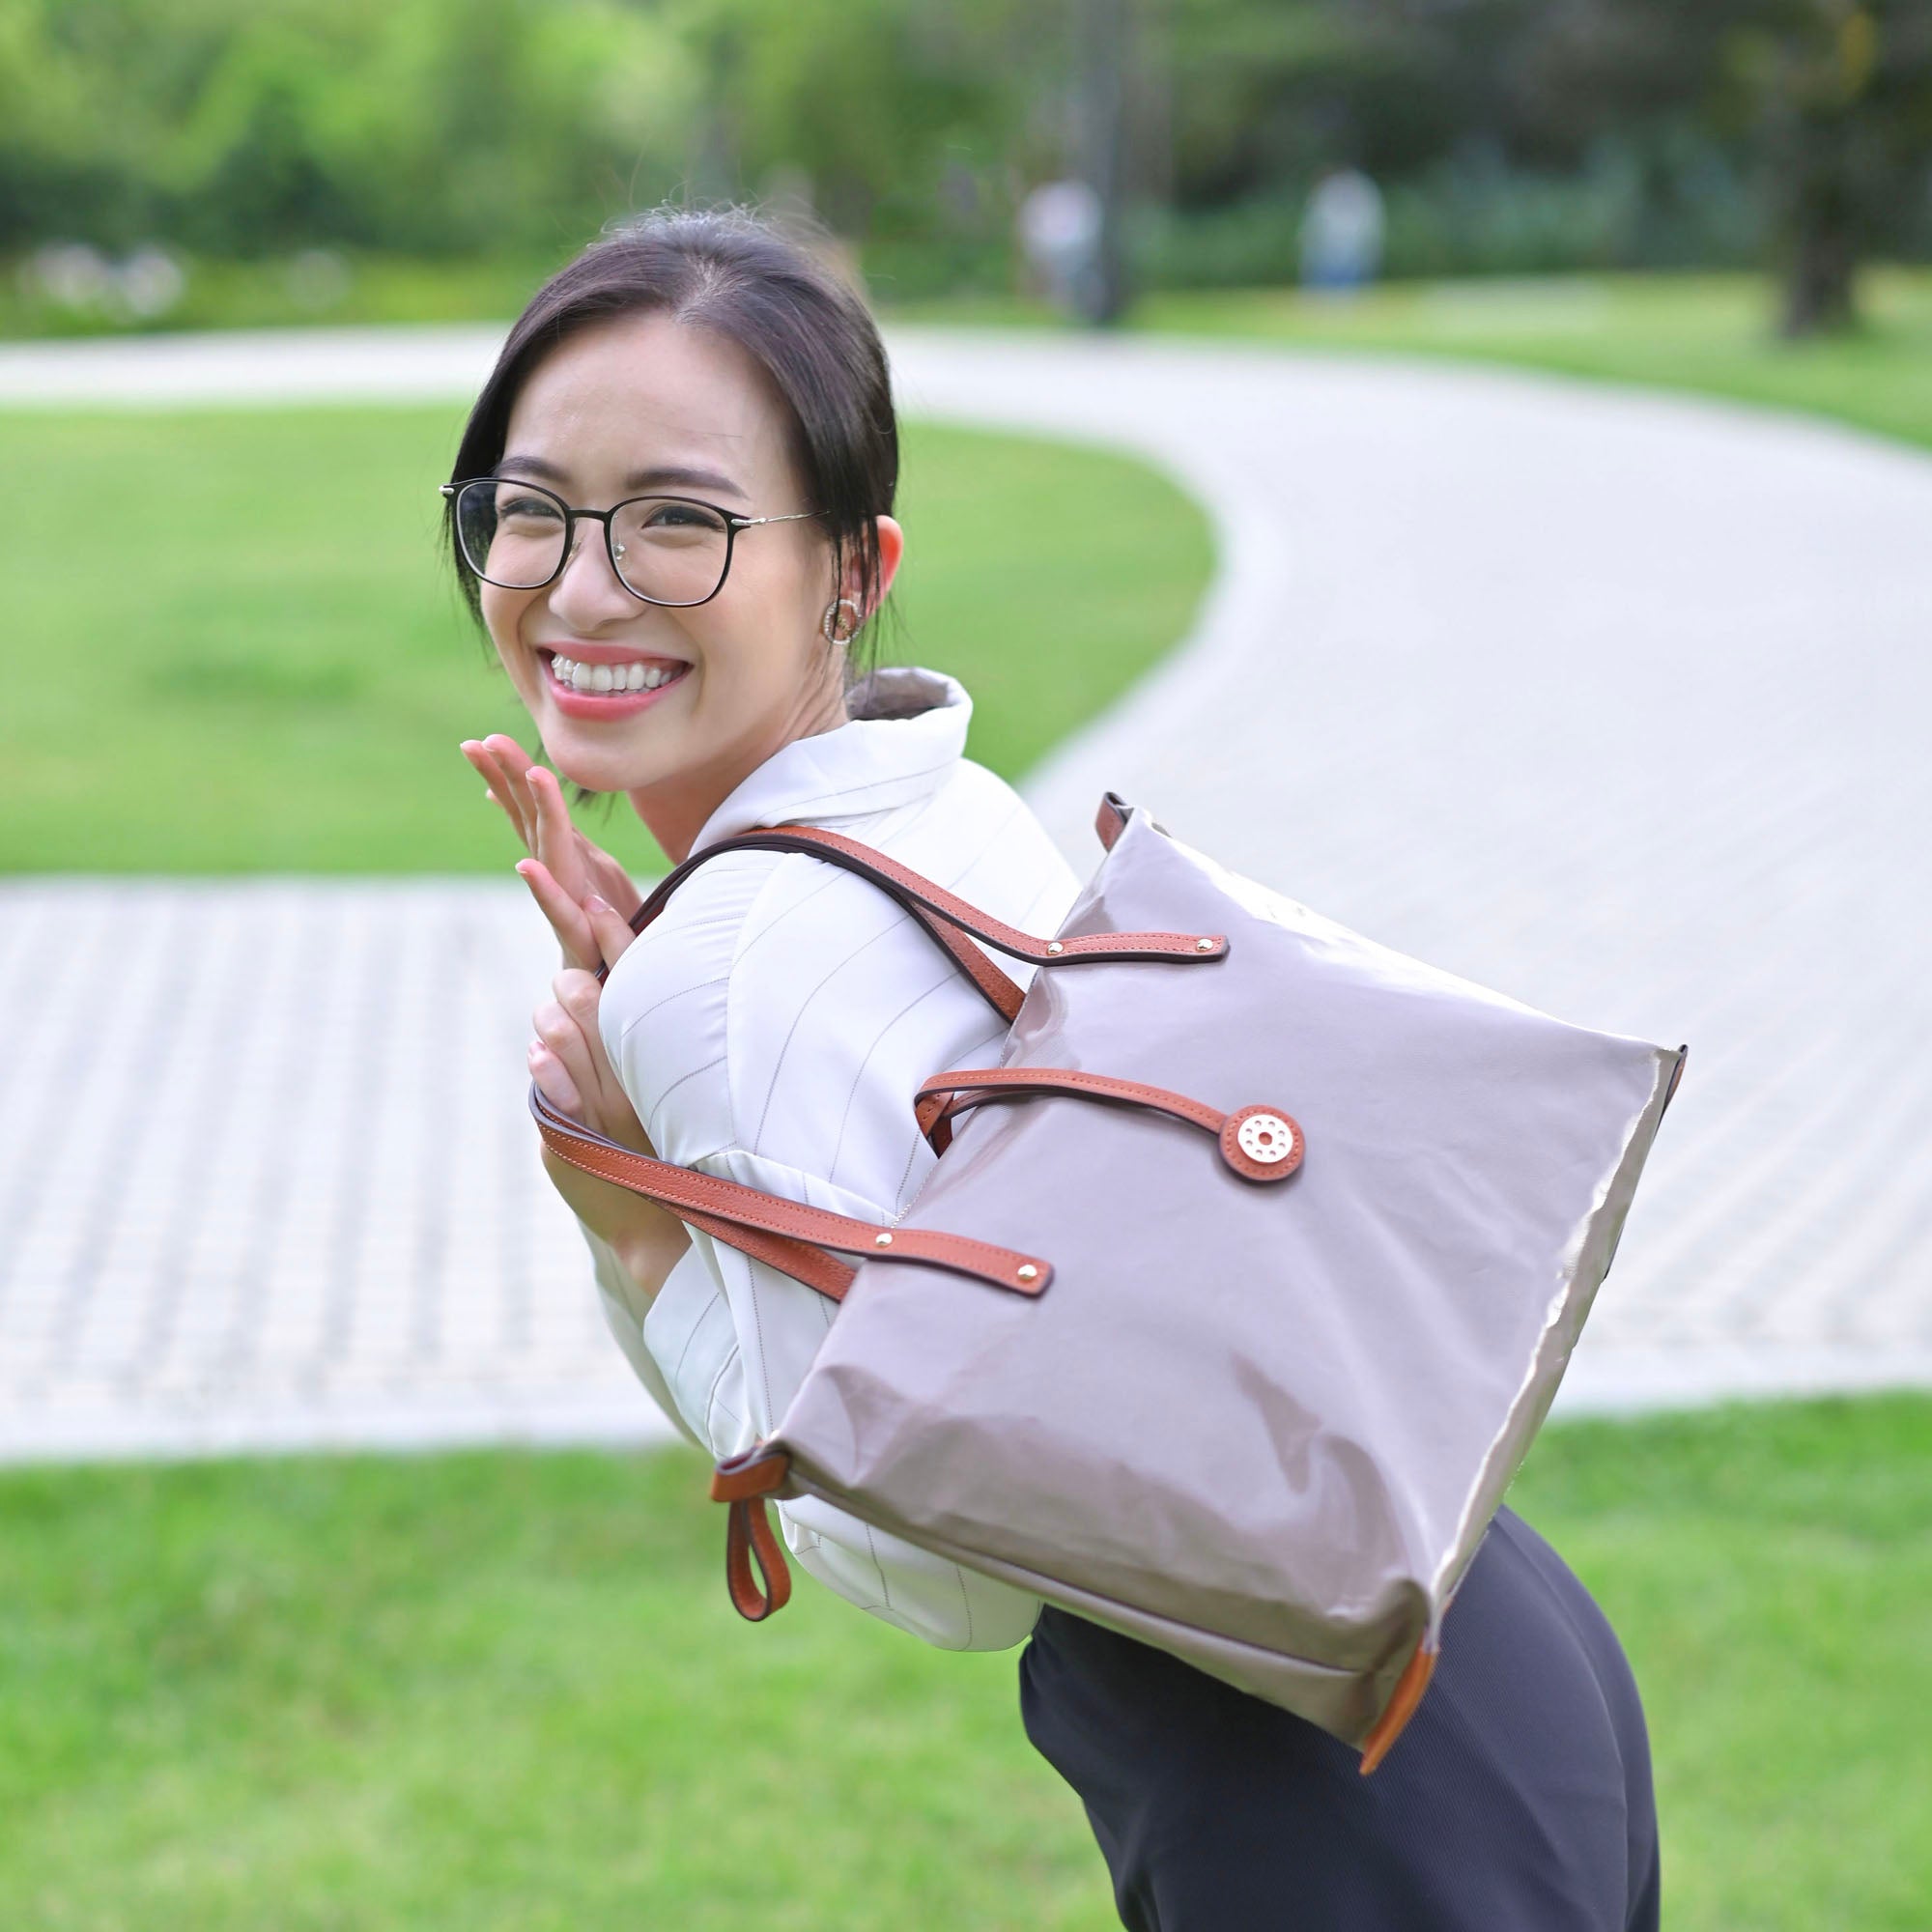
[548, 517, 638, 622]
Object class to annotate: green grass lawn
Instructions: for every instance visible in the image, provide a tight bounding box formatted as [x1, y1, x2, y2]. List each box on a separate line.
[2, 1395, 1926, 1930]
[893, 265, 1932, 459]
[0, 407, 1210, 874]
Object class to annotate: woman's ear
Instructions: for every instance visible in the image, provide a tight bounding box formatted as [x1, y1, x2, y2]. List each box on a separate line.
[842, 514, 903, 619]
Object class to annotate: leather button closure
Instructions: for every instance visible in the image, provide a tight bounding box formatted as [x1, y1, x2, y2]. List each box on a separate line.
[1238, 1113, 1294, 1163]
[1219, 1104, 1305, 1183]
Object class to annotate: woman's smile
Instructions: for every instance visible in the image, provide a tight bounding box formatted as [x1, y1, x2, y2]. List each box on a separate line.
[537, 642, 693, 719]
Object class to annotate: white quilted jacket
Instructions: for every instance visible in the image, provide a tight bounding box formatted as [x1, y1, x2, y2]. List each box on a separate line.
[574, 668, 1082, 1650]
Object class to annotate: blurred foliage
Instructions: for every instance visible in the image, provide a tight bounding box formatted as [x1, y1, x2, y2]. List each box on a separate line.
[0, 0, 1037, 269]
[0, 0, 690, 254]
[1, 0, 1929, 331]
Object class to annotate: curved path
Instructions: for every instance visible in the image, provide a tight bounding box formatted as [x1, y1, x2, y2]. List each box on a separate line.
[2, 323, 1927, 1461]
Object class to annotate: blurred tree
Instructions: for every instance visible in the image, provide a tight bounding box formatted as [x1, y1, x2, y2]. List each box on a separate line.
[1346, 0, 1932, 330]
[1718, 0, 1932, 334]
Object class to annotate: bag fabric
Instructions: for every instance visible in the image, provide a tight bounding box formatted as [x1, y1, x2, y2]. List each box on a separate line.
[535, 792, 1686, 1771]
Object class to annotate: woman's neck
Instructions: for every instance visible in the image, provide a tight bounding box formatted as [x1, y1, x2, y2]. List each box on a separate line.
[628, 682, 850, 865]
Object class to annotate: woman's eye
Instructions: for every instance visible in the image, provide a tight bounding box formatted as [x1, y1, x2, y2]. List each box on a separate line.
[500, 495, 562, 521]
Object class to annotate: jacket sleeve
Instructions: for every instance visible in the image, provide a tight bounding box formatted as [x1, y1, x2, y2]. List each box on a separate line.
[591, 848, 1043, 1652]
[573, 1217, 707, 1452]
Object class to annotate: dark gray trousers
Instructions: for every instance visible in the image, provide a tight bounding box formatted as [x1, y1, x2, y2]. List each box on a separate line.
[1019, 1507, 1660, 1932]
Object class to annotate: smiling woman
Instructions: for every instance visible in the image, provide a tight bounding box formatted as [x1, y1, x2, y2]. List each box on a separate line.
[443, 221, 911, 860]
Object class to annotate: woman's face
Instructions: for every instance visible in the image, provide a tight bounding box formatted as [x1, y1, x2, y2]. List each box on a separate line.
[478, 308, 901, 859]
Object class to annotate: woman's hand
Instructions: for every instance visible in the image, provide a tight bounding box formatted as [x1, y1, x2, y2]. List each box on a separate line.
[528, 966, 692, 1296]
[460, 732, 643, 973]
[462, 733, 688, 1293]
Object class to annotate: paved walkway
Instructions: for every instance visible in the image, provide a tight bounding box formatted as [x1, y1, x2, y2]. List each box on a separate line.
[3, 323, 1929, 1462]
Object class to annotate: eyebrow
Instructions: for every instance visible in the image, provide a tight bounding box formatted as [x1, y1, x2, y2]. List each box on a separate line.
[494, 453, 748, 502]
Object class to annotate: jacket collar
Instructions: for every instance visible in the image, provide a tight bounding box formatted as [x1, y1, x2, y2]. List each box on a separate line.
[686, 667, 972, 856]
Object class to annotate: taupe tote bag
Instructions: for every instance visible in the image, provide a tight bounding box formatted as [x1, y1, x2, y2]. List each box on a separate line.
[536, 793, 1686, 1772]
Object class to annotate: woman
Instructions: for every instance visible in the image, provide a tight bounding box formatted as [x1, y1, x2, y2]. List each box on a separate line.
[450, 205, 1661, 1930]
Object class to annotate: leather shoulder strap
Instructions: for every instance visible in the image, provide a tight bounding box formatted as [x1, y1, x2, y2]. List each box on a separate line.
[531, 1082, 1052, 1299]
[598, 824, 1227, 1007]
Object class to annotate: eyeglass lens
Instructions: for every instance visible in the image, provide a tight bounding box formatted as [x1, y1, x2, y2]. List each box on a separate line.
[455, 480, 733, 605]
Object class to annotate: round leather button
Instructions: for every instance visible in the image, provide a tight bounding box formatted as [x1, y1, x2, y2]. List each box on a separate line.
[1219, 1104, 1305, 1182]
[1237, 1112, 1294, 1163]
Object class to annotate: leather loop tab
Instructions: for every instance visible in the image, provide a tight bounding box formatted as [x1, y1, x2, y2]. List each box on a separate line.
[710, 1445, 792, 1502]
[713, 1447, 795, 1622]
[722, 1497, 791, 1621]
[1359, 1641, 1437, 1776]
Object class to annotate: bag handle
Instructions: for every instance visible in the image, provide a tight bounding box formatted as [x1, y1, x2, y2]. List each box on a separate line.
[530, 1082, 1054, 1300]
[915, 1066, 1305, 1183]
[597, 821, 1229, 1001]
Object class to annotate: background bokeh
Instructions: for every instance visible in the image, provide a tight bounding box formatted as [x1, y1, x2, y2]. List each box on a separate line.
[3, 5, 1930, 1929]
[6, 0, 1932, 334]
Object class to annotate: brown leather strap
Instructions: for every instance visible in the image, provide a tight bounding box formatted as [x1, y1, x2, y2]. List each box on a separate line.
[913, 1066, 1306, 1183]
[900, 897, 1025, 1023]
[600, 823, 1226, 989]
[710, 1447, 795, 1620]
[538, 1088, 855, 1301]
[916, 1065, 1224, 1146]
[531, 1082, 1052, 1295]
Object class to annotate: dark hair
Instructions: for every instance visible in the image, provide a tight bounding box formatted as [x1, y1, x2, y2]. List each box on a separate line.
[444, 200, 903, 794]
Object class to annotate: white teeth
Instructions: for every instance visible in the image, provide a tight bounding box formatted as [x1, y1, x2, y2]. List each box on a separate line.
[548, 653, 682, 696]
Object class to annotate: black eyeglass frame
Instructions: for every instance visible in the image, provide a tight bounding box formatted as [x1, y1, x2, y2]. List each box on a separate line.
[439, 476, 827, 608]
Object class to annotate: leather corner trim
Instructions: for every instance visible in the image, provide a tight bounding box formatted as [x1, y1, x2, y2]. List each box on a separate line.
[1359, 1641, 1437, 1775]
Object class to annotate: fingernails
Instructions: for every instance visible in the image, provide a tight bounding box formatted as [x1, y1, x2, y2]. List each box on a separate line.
[515, 861, 535, 882]
[585, 894, 611, 914]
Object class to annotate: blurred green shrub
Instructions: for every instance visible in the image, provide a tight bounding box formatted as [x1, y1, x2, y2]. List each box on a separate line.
[0, 0, 699, 257]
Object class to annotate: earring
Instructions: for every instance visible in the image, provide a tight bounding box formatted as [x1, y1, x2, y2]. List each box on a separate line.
[822, 597, 862, 645]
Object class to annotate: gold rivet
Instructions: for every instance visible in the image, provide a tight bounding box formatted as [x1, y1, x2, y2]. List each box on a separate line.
[1046, 940, 1065, 955]
[1196, 937, 1216, 952]
[875, 1232, 894, 1247]
[1016, 1264, 1038, 1283]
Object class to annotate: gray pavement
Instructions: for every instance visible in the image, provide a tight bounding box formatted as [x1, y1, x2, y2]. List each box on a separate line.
[3, 322, 1929, 1461]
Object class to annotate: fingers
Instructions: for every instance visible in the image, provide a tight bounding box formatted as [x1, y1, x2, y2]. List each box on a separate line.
[528, 1044, 582, 1118]
[460, 736, 539, 851]
[486, 734, 543, 836]
[526, 763, 594, 904]
[526, 761, 574, 865]
[553, 967, 652, 1152]
[528, 1002, 585, 1119]
[516, 856, 599, 972]
[582, 893, 636, 968]
[581, 838, 643, 923]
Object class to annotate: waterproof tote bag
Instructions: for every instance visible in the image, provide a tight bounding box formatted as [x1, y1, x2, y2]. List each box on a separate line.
[535, 793, 1687, 1771]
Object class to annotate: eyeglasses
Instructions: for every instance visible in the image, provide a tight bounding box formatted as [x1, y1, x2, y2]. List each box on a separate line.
[440, 476, 825, 608]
